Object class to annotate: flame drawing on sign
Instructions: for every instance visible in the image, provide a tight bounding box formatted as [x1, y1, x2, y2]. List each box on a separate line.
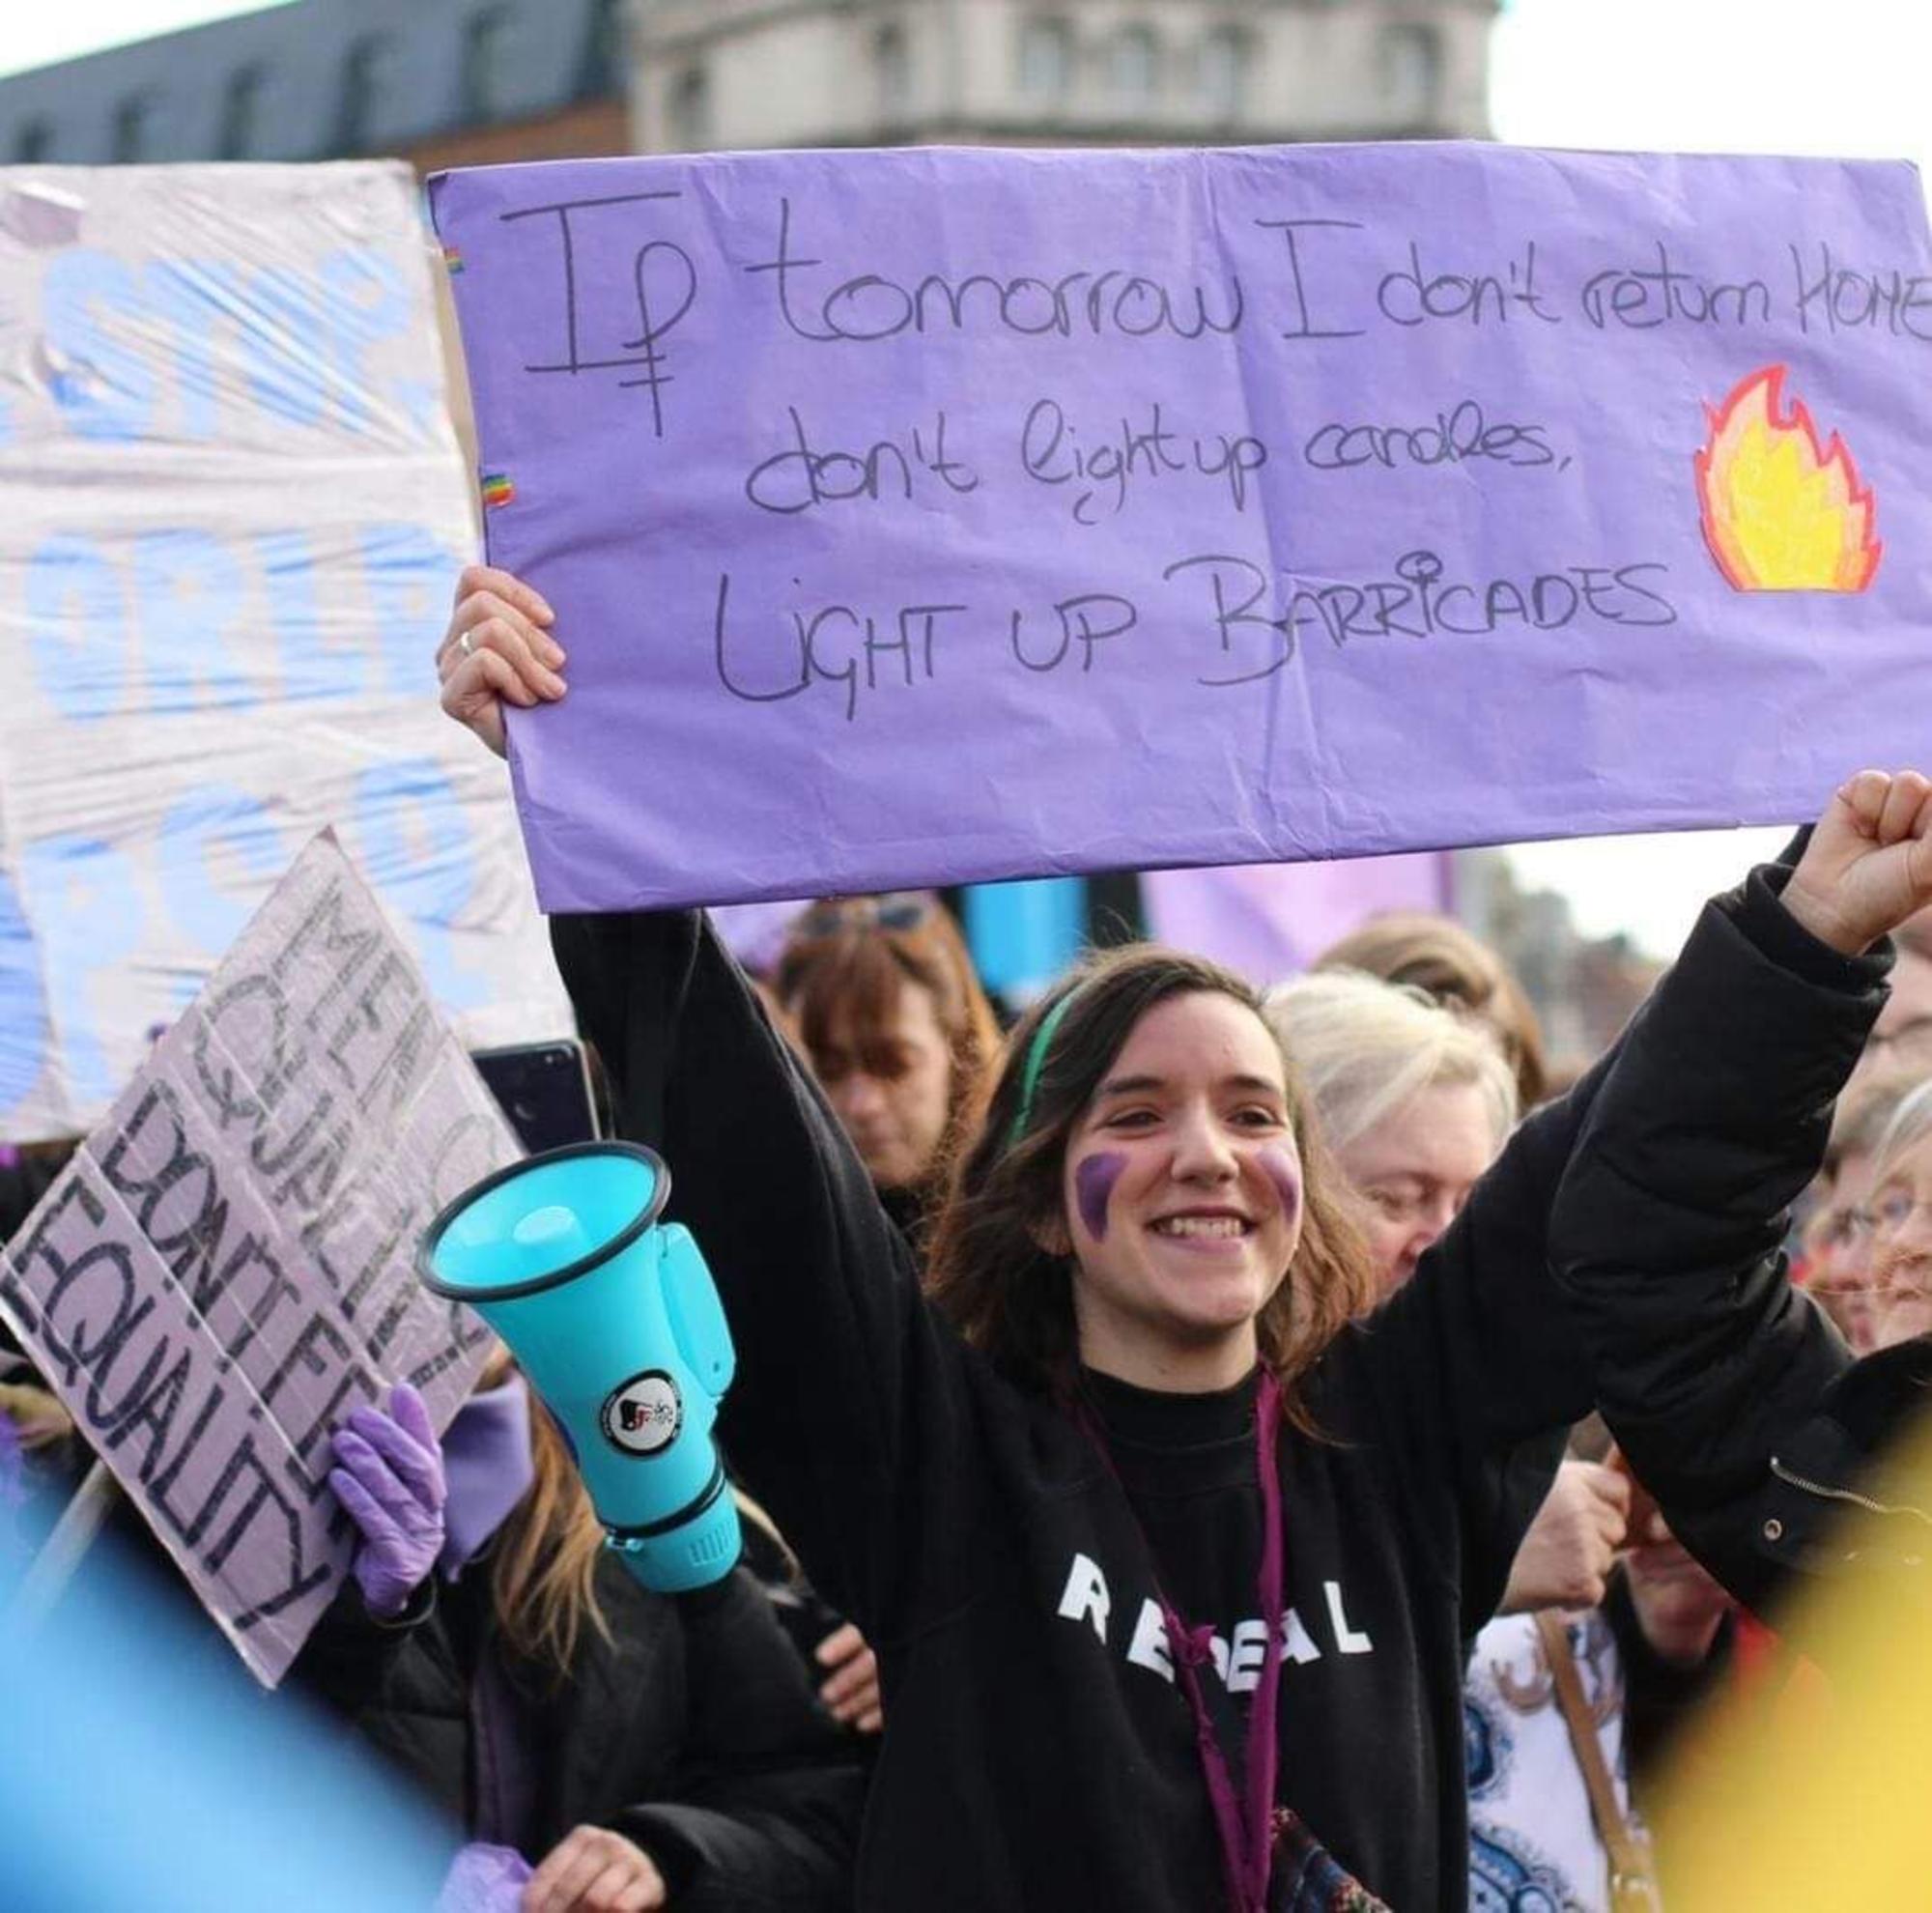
[1694, 365, 1880, 592]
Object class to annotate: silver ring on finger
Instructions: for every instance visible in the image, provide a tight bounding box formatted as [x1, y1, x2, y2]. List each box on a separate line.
[458, 630, 475, 660]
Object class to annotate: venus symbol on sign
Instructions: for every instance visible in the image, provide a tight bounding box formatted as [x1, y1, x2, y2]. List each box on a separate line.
[621, 239, 697, 440]
[502, 189, 699, 438]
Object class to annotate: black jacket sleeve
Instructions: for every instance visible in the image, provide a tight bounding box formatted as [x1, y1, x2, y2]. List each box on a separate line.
[613, 1570, 865, 1913]
[1352, 1038, 1617, 1620]
[293, 1574, 474, 1832]
[1548, 866, 1887, 1611]
[552, 909, 985, 1640]
[296, 1574, 440, 1691]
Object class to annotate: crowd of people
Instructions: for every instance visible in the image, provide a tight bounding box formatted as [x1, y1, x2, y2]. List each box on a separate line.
[1, 556, 1928, 1911]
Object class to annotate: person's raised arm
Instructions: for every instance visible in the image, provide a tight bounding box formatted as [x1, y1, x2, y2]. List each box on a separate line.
[1354, 797, 1897, 1622]
[1550, 770, 1932, 1610]
[437, 570, 980, 1637]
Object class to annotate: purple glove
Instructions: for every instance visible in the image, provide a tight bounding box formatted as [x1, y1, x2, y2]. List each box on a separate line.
[329, 1383, 446, 1618]
[435, 1842, 532, 1913]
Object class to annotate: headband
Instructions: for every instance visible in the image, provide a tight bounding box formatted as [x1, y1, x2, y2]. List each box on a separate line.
[1008, 989, 1078, 1149]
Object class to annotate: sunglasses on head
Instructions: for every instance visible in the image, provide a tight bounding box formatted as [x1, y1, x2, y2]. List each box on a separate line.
[793, 892, 937, 939]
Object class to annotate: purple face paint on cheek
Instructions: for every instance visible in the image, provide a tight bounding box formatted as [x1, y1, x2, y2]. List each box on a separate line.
[1261, 1146, 1303, 1230]
[1073, 1152, 1128, 1243]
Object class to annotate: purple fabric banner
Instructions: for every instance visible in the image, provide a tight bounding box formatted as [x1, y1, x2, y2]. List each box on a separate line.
[0, 834, 521, 1686]
[1143, 853, 1453, 986]
[432, 144, 1932, 912]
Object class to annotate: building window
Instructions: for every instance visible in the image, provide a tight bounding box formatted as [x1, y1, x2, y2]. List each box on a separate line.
[337, 34, 396, 152]
[463, 7, 512, 119]
[874, 23, 911, 120]
[111, 91, 156, 162]
[667, 66, 710, 151]
[1199, 26, 1246, 123]
[577, 0, 628, 97]
[1108, 25, 1160, 106]
[1017, 17, 1073, 101]
[219, 65, 267, 159]
[14, 119, 53, 163]
[1381, 23, 1441, 121]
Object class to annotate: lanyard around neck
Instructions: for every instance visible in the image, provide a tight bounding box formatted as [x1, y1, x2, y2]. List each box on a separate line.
[1074, 1369, 1288, 1913]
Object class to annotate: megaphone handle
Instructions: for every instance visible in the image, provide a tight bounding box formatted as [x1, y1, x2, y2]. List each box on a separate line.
[660, 1225, 736, 1393]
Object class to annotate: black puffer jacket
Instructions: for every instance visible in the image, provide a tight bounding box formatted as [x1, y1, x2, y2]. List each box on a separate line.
[299, 1557, 865, 1910]
[1550, 863, 1932, 1616]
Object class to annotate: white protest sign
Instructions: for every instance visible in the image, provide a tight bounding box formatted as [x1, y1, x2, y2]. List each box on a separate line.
[0, 833, 521, 1686]
[0, 161, 569, 1141]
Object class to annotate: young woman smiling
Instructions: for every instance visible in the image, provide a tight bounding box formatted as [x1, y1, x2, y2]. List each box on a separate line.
[438, 565, 1930, 1912]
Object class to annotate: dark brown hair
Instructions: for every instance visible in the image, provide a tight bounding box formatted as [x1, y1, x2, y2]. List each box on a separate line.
[925, 944, 1374, 1426]
[1315, 912, 1549, 1109]
[775, 898, 1001, 1201]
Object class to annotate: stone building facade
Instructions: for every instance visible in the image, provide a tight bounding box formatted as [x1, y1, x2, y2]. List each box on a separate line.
[0, 2, 1495, 174]
[632, 0, 1496, 155]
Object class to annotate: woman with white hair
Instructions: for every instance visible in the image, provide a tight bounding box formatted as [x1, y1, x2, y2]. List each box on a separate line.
[1860, 1076, 1932, 1349]
[1802, 1072, 1923, 1351]
[1264, 972, 1518, 1300]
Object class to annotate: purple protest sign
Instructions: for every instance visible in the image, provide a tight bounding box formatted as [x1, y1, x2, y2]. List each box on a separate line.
[0, 834, 521, 1686]
[431, 144, 1932, 911]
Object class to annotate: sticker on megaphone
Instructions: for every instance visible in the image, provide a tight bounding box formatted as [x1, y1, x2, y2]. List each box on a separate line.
[601, 1370, 684, 1456]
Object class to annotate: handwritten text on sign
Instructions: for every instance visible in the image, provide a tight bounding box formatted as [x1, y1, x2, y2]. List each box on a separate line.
[0, 835, 520, 1686]
[432, 146, 1932, 909]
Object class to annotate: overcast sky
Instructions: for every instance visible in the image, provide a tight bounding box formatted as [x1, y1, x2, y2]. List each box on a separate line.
[7, 0, 1926, 954]
[0, 2, 286, 81]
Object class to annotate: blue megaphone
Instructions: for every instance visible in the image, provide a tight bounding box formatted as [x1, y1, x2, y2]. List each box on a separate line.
[416, 1142, 740, 1592]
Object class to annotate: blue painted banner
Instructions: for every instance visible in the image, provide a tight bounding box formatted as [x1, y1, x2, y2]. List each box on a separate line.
[0, 164, 570, 1138]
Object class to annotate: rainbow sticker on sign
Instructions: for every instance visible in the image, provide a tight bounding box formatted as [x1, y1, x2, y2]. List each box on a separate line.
[480, 471, 515, 509]
[441, 244, 465, 274]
